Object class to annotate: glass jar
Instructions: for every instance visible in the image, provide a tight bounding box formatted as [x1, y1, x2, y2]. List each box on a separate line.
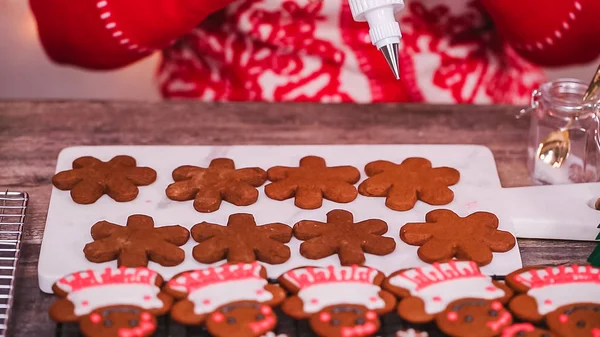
[519, 78, 600, 185]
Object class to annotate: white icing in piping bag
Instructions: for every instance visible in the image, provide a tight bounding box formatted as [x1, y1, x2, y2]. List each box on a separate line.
[348, 0, 405, 79]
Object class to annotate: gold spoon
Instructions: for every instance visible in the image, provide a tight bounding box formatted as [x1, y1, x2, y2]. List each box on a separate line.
[536, 64, 600, 168]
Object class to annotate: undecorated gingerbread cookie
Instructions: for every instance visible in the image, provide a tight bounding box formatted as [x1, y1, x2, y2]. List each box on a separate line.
[383, 261, 513, 325]
[83, 214, 190, 267]
[265, 156, 360, 209]
[506, 265, 600, 337]
[400, 209, 516, 266]
[164, 262, 286, 337]
[293, 209, 396, 265]
[358, 158, 459, 211]
[52, 155, 157, 204]
[191, 213, 292, 265]
[166, 158, 267, 213]
[278, 265, 396, 337]
[48, 267, 173, 337]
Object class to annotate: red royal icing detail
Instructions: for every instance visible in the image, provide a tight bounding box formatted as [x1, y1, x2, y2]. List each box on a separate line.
[118, 328, 133, 337]
[492, 301, 503, 311]
[260, 305, 272, 315]
[143, 295, 152, 301]
[167, 262, 264, 293]
[141, 312, 152, 321]
[486, 311, 512, 332]
[447, 312, 458, 321]
[341, 327, 353, 337]
[501, 323, 535, 337]
[211, 312, 225, 323]
[514, 265, 600, 289]
[559, 314, 569, 323]
[369, 296, 378, 302]
[319, 312, 331, 322]
[282, 265, 379, 290]
[202, 299, 211, 305]
[396, 261, 487, 291]
[90, 313, 102, 324]
[366, 311, 377, 320]
[57, 267, 158, 292]
[544, 299, 553, 305]
[364, 322, 377, 334]
[433, 296, 442, 302]
[486, 286, 498, 292]
[81, 300, 89, 307]
[310, 298, 319, 305]
[256, 289, 264, 295]
[354, 325, 364, 335]
[591, 328, 600, 337]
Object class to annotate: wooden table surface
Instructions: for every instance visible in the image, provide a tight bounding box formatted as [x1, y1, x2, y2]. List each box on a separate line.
[0, 101, 596, 337]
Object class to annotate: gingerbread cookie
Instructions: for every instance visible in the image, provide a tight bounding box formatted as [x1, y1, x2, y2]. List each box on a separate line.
[436, 298, 513, 337]
[166, 158, 267, 213]
[383, 261, 513, 324]
[505, 265, 600, 336]
[400, 209, 516, 266]
[191, 213, 292, 265]
[52, 155, 157, 204]
[84, 214, 190, 267]
[265, 156, 360, 209]
[501, 324, 557, 337]
[279, 265, 396, 337]
[358, 158, 459, 211]
[293, 209, 396, 265]
[49, 267, 172, 337]
[164, 262, 286, 337]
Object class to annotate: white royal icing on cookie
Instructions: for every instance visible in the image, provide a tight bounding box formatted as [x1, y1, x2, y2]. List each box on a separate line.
[167, 262, 273, 315]
[388, 261, 505, 315]
[56, 267, 163, 316]
[282, 265, 385, 313]
[396, 329, 429, 337]
[513, 265, 600, 315]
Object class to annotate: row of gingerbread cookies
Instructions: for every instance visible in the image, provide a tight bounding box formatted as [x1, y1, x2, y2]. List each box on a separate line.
[51, 155, 460, 212]
[48, 261, 599, 337]
[84, 209, 515, 268]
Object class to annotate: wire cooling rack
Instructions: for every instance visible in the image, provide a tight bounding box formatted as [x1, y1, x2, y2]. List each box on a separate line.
[0, 191, 27, 337]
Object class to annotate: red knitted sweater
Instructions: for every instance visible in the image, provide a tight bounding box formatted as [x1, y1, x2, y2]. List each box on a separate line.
[29, 0, 600, 103]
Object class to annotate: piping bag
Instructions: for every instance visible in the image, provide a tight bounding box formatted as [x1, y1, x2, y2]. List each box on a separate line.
[348, 0, 404, 79]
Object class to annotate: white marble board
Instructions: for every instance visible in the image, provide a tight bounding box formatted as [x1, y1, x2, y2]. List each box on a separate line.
[38, 145, 523, 293]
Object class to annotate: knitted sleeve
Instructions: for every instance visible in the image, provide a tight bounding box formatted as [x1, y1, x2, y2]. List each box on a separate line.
[481, 0, 600, 67]
[29, 0, 234, 70]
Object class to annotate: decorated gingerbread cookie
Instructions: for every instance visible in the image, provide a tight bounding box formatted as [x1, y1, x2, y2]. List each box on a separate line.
[293, 209, 396, 265]
[506, 265, 600, 336]
[501, 323, 557, 337]
[166, 158, 267, 213]
[48, 267, 172, 337]
[265, 156, 361, 209]
[164, 262, 286, 337]
[400, 209, 516, 266]
[278, 265, 396, 337]
[358, 158, 460, 211]
[83, 214, 190, 267]
[52, 155, 157, 204]
[383, 261, 513, 324]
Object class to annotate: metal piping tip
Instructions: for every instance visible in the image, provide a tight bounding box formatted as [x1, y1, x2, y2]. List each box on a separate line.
[379, 43, 400, 80]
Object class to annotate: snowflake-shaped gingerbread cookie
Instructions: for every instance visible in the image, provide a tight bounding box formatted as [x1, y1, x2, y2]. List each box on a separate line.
[358, 158, 459, 211]
[400, 209, 515, 266]
[191, 213, 293, 265]
[265, 156, 360, 209]
[294, 209, 396, 265]
[52, 155, 157, 204]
